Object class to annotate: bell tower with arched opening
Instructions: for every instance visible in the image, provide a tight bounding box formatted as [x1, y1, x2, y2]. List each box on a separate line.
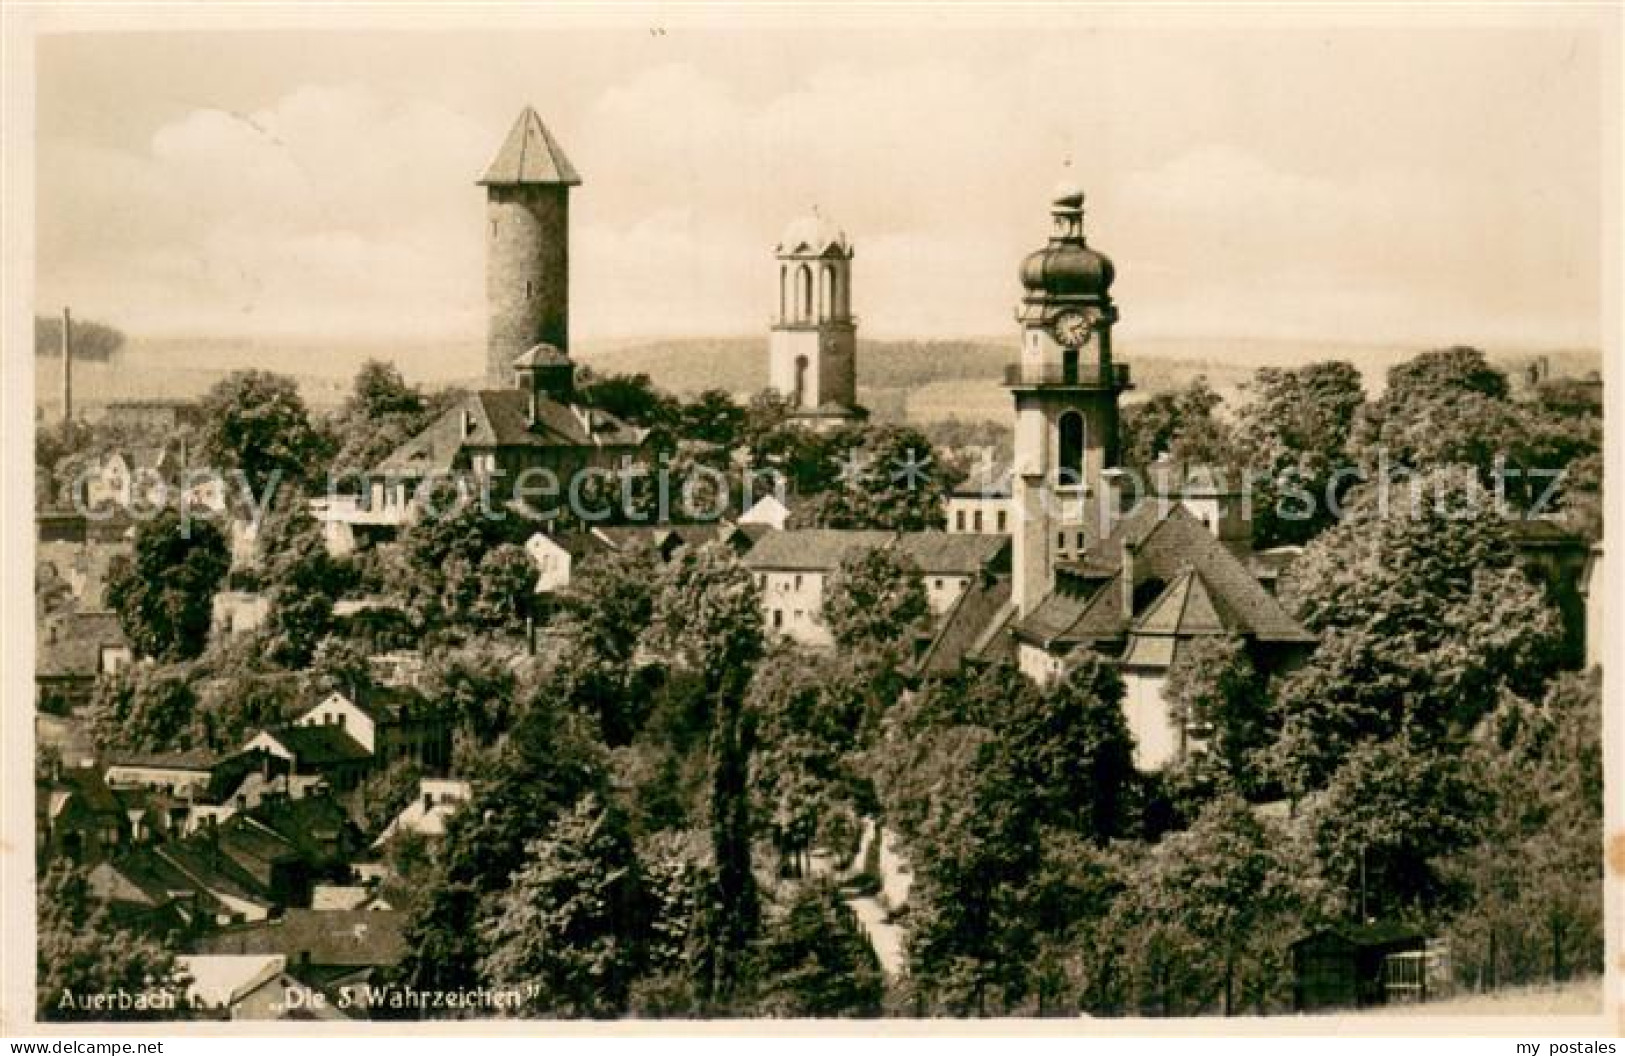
[1009, 183, 1132, 616]
[769, 210, 859, 427]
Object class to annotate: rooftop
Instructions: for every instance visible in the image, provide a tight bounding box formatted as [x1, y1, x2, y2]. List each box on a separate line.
[478, 107, 581, 187]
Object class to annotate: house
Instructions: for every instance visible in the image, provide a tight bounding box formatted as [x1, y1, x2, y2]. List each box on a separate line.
[102, 398, 203, 434]
[87, 846, 242, 934]
[591, 522, 762, 562]
[1009, 503, 1315, 769]
[38, 766, 127, 863]
[212, 590, 271, 637]
[893, 532, 1011, 616]
[194, 909, 409, 999]
[178, 954, 348, 1021]
[83, 447, 171, 513]
[371, 778, 472, 848]
[360, 347, 647, 525]
[37, 509, 132, 611]
[946, 467, 1011, 536]
[738, 493, 793, 531]
[523, 530, 614, 594]
[744, 529, 896, 647]
[1291, 924, 1433, 1011]
[293, 687, 451, 771]
[242, 726, 372, 794]
[36, 610, 132, 712]
[103, 750, 218, 799]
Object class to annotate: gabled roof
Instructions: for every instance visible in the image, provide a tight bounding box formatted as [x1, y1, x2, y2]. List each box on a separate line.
[478, 107, 581, 187]
[374, 389, 645, 475]
[915, 576, 1013, 677]
[1131, 568, 1241, 638]
[258, 725, 372, 766]
[742, 529, 896, 572]
[1017, 503, 1314, 649]
[196, 910, 408, 967]
[106, 749, 217, 772]
[894, 531, 1010, 576]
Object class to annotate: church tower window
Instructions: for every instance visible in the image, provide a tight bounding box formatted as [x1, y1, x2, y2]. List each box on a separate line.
[1058, 411, 1086, 486]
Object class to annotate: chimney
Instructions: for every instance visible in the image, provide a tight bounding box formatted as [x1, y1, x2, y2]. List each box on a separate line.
[1120, 537, 1138, 619]
[60, 307, 73, 425]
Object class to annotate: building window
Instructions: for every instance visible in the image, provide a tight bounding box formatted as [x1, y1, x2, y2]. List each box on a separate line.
[797, 265, 814, 321]
[1057, 532, 1066, 550]
[974, 510, 984, 532]
[1058, 411, 1085, 486]
[1076, 531, 1086, 550]
[997, 510, 1008, 533]
[773, 609, 784, 628]
[956, 510, 966, 531]
[935, 579, 945, 590]
[821, 264, 836, 321]
[794, 574, 803, 590]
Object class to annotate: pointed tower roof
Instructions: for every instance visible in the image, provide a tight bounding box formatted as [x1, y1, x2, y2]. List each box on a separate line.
[478, 107, 582, 187]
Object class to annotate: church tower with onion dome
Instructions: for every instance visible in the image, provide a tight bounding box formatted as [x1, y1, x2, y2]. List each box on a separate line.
[769, 210, 860, 427]
[1008, 183, 1133, 617]
[480, 107, 581, 388]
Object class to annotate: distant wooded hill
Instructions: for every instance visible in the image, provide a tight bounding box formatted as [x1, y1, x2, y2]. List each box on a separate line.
[35, 315, 125, 361]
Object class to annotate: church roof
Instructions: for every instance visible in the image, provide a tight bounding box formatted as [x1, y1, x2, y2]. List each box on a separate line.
[778, 211, 851, 256]
[1014, 503, 1314, 650]
[478, 107, 582, 187]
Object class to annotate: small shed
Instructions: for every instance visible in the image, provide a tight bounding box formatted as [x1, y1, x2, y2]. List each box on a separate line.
[1291, 922, 1426, 1012]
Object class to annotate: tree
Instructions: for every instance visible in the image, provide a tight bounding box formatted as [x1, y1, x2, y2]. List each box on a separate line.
[327, 360, 440, 489]
[1233, 361, 1365, 547]
[472, 543, 537, 636]
[420, 643, 519, 743]
[356, 758, 428, 836]
[479, 794, 646, 1017]
[804, 424, 958, 531]
[87, 666, 199, 756]
[37, 861, 191, 1021]
[646, 543, 767, 1000]
[679, 389, 746, 447]
[1308, 734, 1486, 919]
[398, 700, 610, 1000]
[821, 545, 929, 652]
[36, 314, 125, 361]
[106, 509, 230, 661]
[997, 654, 1136, 844]
[1119, 378, 1231, 472]
[751, 881, 884, 1017]
[1111, 796, 1314, 1016]
[256, 491, 348, 667]
[1442, 671, 1603, 989]
[1162, 635, 1268, 791]
[197, 369, 332, 496]
[399, 482, 532, 631]
[1269, 469, 1565, 790]
[559, 543, 662, 666]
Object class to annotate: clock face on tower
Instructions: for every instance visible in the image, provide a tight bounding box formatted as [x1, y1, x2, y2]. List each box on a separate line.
[1051, 309, 1095, 349]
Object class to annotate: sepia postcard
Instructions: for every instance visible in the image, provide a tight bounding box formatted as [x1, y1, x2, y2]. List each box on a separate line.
[1, 2, 1621, 1041]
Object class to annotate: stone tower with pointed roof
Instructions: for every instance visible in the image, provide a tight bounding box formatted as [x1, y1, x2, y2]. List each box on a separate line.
[481, 107, 582, 387]
[769, 210, 860, 428]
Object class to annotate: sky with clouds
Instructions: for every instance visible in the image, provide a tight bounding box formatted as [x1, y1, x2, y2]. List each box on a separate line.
[33, 18, 1610, 347]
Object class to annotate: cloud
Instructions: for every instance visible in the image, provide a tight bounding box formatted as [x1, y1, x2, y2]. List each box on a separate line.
[33, 28, 1604, 351]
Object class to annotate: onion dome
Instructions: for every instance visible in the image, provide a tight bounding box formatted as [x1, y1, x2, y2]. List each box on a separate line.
[1020, 187, 1114, 298]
